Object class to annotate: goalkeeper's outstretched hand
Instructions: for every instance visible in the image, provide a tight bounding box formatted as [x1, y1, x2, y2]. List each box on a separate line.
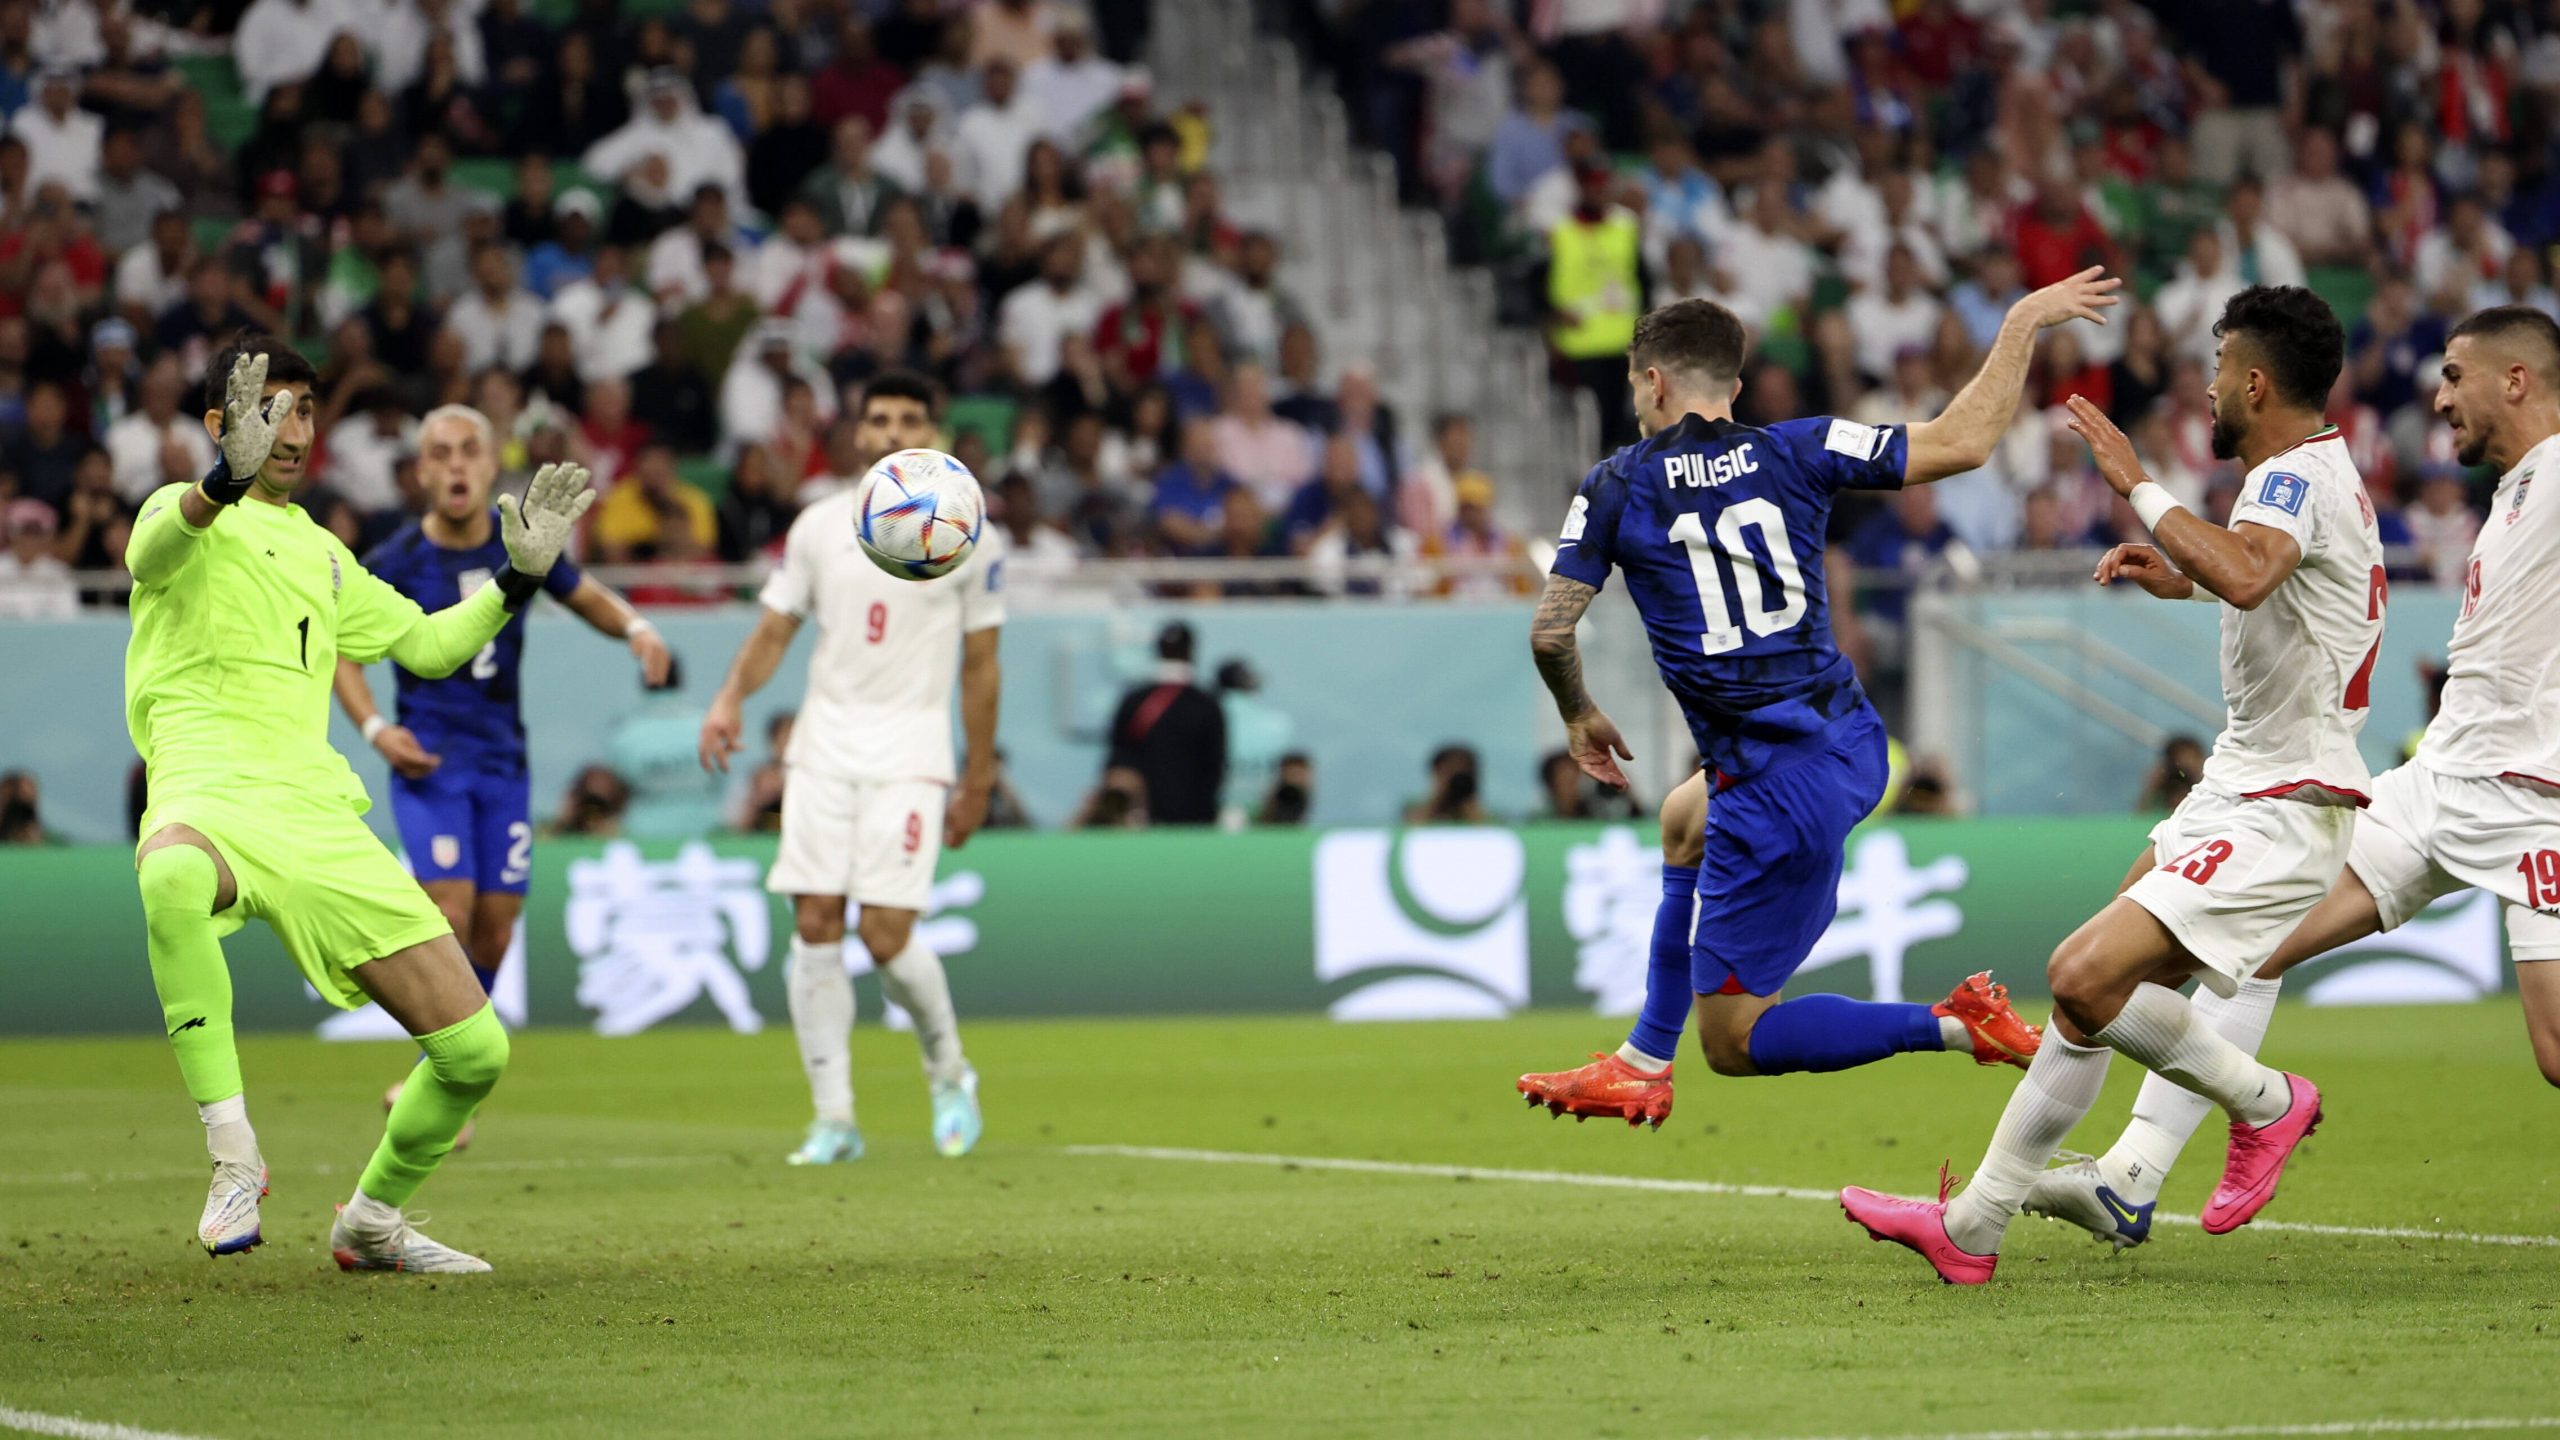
[203, 352, 292, 505]
[498, 462, 594, 576]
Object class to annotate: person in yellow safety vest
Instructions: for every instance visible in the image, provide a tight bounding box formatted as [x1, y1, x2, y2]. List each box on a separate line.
[1544, 158, 1646, 448]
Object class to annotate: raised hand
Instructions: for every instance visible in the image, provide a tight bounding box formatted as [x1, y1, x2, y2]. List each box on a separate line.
[2011, 265, 2122, 333]
[2093, 543, 2196, 601]
[206, 352, 290, 503]
[2063, 395, 2148, 497]
[497, 462, 595, 577]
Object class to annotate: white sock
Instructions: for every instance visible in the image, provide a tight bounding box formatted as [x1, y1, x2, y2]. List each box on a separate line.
[1615, 1042, 1673, 1073]
[1943, 1030, 2113, 1255]
[342, 1187, 399, 1231]
[2102, 975, 2283, 1202]
[785, 937, 856, 1126]
[198, 1094, 258, 1167]
[1937, 1015, 1970, 1052]
[877, 939, 966, 1086]
[2092, 983, 2291, 1128]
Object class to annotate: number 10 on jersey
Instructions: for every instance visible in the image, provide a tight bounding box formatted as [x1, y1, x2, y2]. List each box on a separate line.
[1668, 498, 1807, 655]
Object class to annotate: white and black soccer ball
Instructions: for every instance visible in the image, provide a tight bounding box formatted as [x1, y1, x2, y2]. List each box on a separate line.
[853, 447, 984, 580]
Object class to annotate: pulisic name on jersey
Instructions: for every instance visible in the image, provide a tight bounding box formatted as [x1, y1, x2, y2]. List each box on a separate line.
[1664, 444, 1760, 490]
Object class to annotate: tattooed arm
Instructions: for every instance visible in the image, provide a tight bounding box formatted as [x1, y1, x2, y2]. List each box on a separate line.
[1531, 572, 1634, 789]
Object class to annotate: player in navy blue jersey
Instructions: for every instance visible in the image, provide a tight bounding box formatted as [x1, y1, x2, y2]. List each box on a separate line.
[1518, 271, 2118, 1128]
[335, 405, 672, 1007]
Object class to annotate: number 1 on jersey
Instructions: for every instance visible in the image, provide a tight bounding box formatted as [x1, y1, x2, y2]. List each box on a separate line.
[297, 615, 310, 669]
[1668, 498, 1808, 656]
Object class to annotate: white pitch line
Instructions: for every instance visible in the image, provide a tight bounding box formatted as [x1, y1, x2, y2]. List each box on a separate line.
[0, 1404, 215, 1440]
[0, 1153, 737, 1189]
[1066, 1145, 2560, 1250]
[1744, 1420, 2560, 1440]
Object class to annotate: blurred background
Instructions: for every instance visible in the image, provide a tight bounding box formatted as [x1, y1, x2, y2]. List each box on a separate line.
[0, 0, 2547, 1029]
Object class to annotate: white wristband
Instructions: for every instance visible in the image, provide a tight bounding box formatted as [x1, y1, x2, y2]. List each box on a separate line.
[625, 617, 658, 640]
[2128, 481, 2185, 534]
[361, 714, 390, 743]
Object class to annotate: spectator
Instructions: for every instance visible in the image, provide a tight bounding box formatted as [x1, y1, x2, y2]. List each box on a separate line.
[1425, 473, 1529, 599]
[1845, 244, 1946, 383]
[1214, 657, 1292, 826]
[524, 190, 605, 300]
[1399, 410, 1478, 540]
[3, 382, 81, 511]
[153, 257, 258, 384]
[1151, 416, 1236, 556]
[549, 762, 632, 837]
[1092, 233, 1197, 390]
[2009, 171, 2118, 292]
[112, 209, 195, 329]
[2138, 736, 2208, 814]
[1845, 485, 1958, 632]
[1543, 157, 1641, 448]
[1305, 482, 1418, 599]
[2406, 463, 2483, 588]
[1211, 230, 1305, 372]
[520, 321, 588, 415]
[1708, 180, 1817, 336]
[92, 127, 177, 257]
[996, 231, 1097, 388]
[9, 69, 98, 201]
[583, 68, 748, 215]
[380, 133, 482, 301]
[980, 746, 1036, 830]
[0, 497, 76, 617]
[549, 244, 656, 382]
[798, 115, 900, 237]
[591, 442, 718, 563]
[971, 0, 1057, 73]
[1020, 9, 1120, 143]
[1404, 743, 1486, 825]
[1073, 764, 1148, 829]
[0, 768, 60, 844]
[2217, 179, 2304, 290]
[991, 471, 1082, 594]
[323, 386, 416, 517]
[444, 241, 544, 375]
[1258, 751, 1315, 826]
[2267, 129, 2372, 268]
[2414, 195, 2514, 305]
[648, 184, 757, 307]
[956, 57, 1043, 212]
[718, 322, 833, 455]
[715, 442, 795, 561]
[2152, 228, 2244, 366]
[102, 356, 209, 506]
[628, 319, 719, 456]
[1104, 621, 1226, 826]
[1539, 748, 1637, 822]
[1486, 60, 1582, 209]
[679, 246, 764, 388]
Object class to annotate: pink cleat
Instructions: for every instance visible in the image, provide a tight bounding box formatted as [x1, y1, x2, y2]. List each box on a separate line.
[1840, 1171, 1997, 1286]
[2202, 1072, 2322, 1234]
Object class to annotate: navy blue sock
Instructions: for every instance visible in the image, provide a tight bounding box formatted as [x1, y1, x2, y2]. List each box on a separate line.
[1623, 864, 1699, 1065]
[1745, 995, 1946, 1075]
[471, 964, 498, 996]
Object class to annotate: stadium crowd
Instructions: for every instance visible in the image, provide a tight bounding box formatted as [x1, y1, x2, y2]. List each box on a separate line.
[0, 0, 2552, 627]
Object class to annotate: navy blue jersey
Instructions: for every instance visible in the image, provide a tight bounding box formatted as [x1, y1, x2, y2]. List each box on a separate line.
[1551, 413, 1907, 778]
[364, 513, 583, 772]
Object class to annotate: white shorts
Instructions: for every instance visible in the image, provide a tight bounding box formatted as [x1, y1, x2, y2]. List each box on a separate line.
[765, 769, 948, 912]
[2348, 763, 2560, 962]
[2125, 786, 2355, 997]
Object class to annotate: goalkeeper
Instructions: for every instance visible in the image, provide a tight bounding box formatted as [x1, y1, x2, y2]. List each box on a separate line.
[127, 336, 592, 1274]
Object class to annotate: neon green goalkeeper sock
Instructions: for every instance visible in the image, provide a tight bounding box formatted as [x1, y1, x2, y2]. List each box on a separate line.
[358, 1003, 510, 1207]
[138, 844, 242, 1106]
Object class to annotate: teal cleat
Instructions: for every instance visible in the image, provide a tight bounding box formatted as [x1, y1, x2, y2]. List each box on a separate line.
[785, 1119, 863, 1166]
[931, 1067, 982, 1158]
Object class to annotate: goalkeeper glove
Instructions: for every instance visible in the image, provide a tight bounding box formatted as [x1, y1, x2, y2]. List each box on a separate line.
[492, 462, 597, 610]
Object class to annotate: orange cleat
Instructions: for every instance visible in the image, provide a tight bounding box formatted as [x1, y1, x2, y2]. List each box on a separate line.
[1516, 1053, 1673, 1129]
[1933, 972, 2042, 1070]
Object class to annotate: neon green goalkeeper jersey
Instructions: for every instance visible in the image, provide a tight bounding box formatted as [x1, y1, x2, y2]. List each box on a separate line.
[125, 482, 510, 810]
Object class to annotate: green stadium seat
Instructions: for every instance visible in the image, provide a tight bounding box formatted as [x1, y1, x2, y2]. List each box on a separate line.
[944, 394, 1019, 454]
[172, 55, 256, 153]
[677, 456, 732, 504]
[2305, 265, 2379, 333]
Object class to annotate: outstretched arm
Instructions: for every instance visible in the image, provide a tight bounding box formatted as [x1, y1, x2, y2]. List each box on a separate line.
[2068, 397, 2303, 609]
[1530, 573, 1633, 789]
[699, 605, 804, 773]
[564, 576, 673, 686]
[1905, 266, 2121, 485]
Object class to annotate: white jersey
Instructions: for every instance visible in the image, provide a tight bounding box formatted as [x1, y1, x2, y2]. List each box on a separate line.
[758, 491, 1006, 785]
[2420, 431, 2560, 787]
[2196, 427, 2386, 804]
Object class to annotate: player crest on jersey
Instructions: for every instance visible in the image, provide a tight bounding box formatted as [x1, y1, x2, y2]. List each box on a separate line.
[460, 566, 492, 598]
[2510, 471, 2532, 525]
[2258, 471, 2308, 515]
[431, 834, 461, 869]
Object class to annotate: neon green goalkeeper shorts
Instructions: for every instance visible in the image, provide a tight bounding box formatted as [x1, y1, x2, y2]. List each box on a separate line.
[138, 790, 453, 1010]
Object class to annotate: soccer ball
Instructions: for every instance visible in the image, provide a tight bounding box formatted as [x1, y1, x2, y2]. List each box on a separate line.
[853, 448, 984, 580]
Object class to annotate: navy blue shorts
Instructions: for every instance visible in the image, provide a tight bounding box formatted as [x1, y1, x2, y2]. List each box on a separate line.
[1691, 708, 1890, 997]
[390, 764, 534, 895]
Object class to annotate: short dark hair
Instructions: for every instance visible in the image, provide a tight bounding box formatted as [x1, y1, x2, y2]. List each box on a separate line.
[2449, 305, 2560, 386]
[200, 333, 319, 414]
[1156, 620, 1195, 662]
[1629, 298, 1749, 385]
[859, 369, 941, 420]
[2212, 286, 2343, 410]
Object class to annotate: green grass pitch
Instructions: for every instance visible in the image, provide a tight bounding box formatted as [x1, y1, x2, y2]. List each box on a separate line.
[3, 1004, 2554, 1439]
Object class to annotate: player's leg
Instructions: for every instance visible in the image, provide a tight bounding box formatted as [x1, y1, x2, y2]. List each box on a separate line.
[769, 770, 862, 1163]
[134, 822, 265, 1255]
[2517, 958, 2560, 1087]
[853, 781, 978, 1157]
[1703, 715, 2039, 1077]
[332, 930, 507, 1273]
[1516, 770, 1705, 1127]
[463, 766, 536, 986]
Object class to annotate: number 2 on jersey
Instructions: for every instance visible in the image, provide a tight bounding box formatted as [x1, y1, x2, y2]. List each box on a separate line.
[1667, 498, 1807, 655]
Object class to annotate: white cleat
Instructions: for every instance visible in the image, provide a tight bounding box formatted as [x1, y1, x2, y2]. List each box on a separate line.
[2022, 1152, 2156, 1251]
[199, 1160, 268, 1256]
[330, 1205, 493, 1274]
[931, 1067, 982, 1158]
